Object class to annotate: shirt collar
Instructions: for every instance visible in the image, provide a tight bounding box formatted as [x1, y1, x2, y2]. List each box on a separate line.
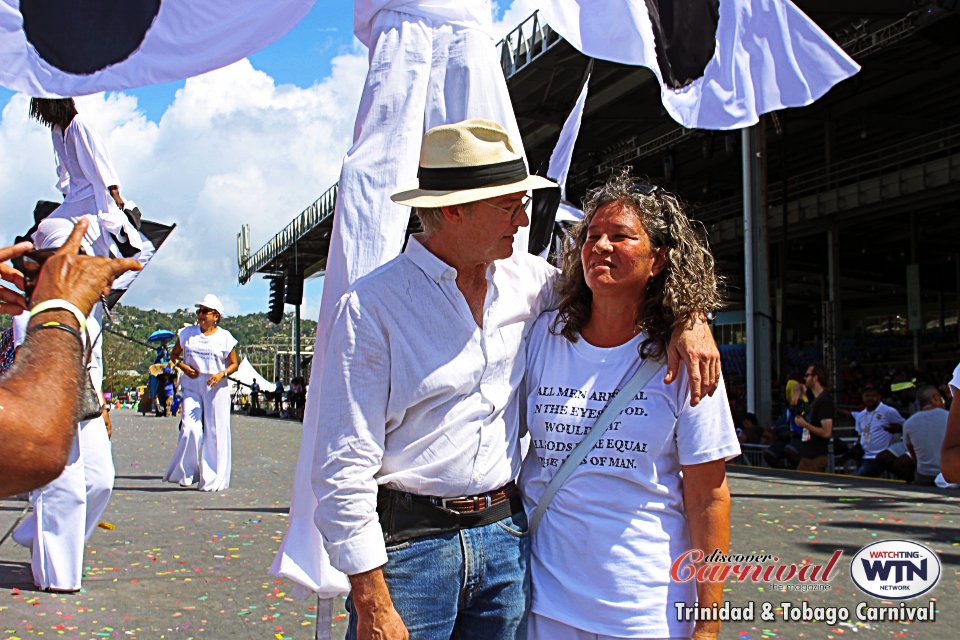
[404, 235, 497, 284]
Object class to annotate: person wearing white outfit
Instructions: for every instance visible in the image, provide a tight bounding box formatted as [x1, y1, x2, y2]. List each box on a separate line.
[29, 98, 151, 266]
[12, 219, 114, 593]
[519, 172, 739, 640]
[272, 0, 529, 598]
[163, 294, 238, 491]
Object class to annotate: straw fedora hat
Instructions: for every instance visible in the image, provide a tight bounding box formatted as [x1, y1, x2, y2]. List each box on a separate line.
[391, 119, 557, 208]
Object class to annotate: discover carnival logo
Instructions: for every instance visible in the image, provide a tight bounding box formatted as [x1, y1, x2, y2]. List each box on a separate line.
[850, 540, 941, 600]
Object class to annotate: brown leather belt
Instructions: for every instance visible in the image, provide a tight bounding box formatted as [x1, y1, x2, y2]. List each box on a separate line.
[418, 481, 517, 514]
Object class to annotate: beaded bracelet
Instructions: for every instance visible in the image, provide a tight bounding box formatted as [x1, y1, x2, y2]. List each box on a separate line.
[27, 320, 85, 349]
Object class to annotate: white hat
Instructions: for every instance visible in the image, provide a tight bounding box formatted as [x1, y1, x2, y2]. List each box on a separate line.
[390, 119, 557, 208]
[196, 293, 225, 317]
[32, 215, 96, 252]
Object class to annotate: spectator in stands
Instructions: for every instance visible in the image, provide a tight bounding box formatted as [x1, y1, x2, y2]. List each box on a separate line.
[739, 412, 763, 445]
[794, 363, 834, 472]
[902, 385, 948, 486]
[762, 377, 806, 469]
[853, 382, 906, 478]
[940, 364, 960, 483]
[887, 378, 919, 418]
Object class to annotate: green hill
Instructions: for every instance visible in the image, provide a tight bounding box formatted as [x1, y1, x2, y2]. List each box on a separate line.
[102, 304, 316, 391]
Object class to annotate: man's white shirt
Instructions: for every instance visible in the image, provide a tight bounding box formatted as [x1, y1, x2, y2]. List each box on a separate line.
[313, 235, 557, 575]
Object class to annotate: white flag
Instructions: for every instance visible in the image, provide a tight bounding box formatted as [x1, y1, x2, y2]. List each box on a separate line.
[538, 0, 860, 130]
[0, 0, 315, 96]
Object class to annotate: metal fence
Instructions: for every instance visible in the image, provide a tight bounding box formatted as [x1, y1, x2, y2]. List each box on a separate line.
[497, 11, 560, 80]
[238, 183, 338, 284]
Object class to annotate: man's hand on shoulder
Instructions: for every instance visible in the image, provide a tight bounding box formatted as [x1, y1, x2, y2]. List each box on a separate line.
[665, 315, 721, 406]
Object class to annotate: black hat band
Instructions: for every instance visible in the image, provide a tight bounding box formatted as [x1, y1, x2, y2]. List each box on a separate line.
[417, 158, 528, 191]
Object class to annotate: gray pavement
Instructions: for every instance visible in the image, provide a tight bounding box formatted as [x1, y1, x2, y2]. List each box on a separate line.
[2, 410, 958, 639]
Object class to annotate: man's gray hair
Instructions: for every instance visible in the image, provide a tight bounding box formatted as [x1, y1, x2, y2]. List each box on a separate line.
[414, 207, 444, 233]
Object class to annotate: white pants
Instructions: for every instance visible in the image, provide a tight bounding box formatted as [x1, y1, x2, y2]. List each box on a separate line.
[13, 416, 114, 591]
[528, 613, 686, 640]
[270, 9, 526, 596]
[163, 385, 231, 491]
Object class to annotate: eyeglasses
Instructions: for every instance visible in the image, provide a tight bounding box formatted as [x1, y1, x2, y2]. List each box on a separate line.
[804, 371, 815, 378]
[197, 307, 217, 316]
[480, 195, 532, 222]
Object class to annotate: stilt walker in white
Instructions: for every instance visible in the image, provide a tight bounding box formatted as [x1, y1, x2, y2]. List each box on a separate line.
[271, 0, 529, 600]
[12, 220, 113, 593]
[163, 294, 238, 492]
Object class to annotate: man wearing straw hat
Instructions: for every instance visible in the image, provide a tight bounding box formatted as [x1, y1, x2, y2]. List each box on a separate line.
[313, 119, 719, 639]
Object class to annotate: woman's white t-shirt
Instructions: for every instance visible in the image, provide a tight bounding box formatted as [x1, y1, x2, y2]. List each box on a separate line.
[519, 311, 740, 637]
[178, 325, 237, 394]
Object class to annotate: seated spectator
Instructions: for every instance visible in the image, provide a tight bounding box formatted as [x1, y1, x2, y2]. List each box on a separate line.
[903, 385, 949, 486]
[853, 382, 911, 480]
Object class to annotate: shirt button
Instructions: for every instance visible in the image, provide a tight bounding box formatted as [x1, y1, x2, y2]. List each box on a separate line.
[473, 474, 482, 483]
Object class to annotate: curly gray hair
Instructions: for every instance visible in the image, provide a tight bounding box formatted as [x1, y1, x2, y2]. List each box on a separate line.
[554, 169, 723, 358]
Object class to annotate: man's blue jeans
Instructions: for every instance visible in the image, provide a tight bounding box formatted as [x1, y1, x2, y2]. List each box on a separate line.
[346, 509, 530, 640]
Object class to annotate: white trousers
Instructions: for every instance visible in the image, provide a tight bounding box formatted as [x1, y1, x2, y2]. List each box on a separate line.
[13, 416, 114, 591]
[163, 385, 231, 491]
[270, 9, 526, 596]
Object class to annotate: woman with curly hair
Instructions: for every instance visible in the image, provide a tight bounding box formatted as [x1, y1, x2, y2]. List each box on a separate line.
[519, 171, 740, 640]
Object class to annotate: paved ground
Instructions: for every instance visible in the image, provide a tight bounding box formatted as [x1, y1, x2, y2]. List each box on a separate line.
[1, 410, 958, 639]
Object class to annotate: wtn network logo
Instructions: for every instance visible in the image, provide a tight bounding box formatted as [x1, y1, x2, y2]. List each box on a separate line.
[850, 540, 941, 600]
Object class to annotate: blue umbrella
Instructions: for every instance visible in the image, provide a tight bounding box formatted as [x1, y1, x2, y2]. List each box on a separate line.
[147, 329, 175, 344]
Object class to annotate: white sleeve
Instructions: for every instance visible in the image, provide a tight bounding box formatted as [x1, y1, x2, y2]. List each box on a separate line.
[950, 363, 960, 394]
[313, 291, 392, 576]
[676, 375, 741, 465]
[12, 313, 29, 348]
[885, 405, 905, 423]
[71, 120, 120, 190]
[53, 129, 70, 197]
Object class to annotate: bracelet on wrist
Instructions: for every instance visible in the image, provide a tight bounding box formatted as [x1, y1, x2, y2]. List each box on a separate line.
[27, 320, 85, 349]
[30, 299, 87, 333]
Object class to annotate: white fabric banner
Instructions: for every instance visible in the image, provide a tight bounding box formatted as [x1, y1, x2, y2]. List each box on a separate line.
[0, 0, 315, 97]
[547, 72, 590, 201]
[538, 0, 861, 130]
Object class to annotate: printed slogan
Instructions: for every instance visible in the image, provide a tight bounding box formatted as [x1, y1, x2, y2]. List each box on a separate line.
[532, 385, 650, 470]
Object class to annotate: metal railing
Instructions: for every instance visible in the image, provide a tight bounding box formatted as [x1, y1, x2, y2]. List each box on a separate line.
[238, 183, 338, 284]
[497, 11, 560, 80]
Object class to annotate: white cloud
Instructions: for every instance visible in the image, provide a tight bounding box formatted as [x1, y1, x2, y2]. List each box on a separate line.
[0, 50, 367, 314]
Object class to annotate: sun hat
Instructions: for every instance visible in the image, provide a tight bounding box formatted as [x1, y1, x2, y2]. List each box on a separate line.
[390, 119, 557, 208]
[196, 293, 225, 317]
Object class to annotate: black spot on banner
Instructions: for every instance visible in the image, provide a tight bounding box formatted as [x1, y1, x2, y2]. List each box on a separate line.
[644, 0, 719, 90]
[21, 0, 161, 75]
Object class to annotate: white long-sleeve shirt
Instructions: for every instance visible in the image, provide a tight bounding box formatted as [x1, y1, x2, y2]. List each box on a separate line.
[52, 113, 121, 219]
[313, 235, 557, 575]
